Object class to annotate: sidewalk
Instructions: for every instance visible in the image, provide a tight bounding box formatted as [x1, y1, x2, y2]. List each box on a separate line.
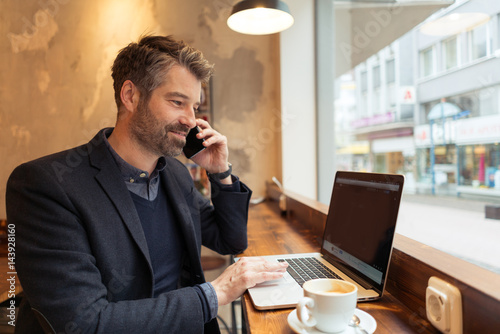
[396, 193, 500, 274]
[402, 193, 498, 213]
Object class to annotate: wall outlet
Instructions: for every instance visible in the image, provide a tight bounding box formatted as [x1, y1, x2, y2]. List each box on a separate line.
[426, 276, 462, 334]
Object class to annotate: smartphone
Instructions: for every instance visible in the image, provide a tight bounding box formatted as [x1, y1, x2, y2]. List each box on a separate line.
[183, 126, 206, 159]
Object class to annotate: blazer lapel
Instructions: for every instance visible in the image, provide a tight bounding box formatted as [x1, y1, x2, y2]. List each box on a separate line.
[87, 130, 152, 266]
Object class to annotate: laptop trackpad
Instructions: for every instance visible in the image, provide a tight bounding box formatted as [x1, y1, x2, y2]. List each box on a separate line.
[248, 282, 303, 310]
[255, 273, 295, 286]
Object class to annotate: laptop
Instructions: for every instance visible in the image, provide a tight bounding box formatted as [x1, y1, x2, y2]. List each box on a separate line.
[241, 171, 404, 310]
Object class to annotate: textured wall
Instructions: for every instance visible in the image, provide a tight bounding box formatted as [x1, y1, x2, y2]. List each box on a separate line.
[0, 0, 282, 217]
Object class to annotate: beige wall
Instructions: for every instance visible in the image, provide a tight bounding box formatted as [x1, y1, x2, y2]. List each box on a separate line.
[0, 0, 282, 217]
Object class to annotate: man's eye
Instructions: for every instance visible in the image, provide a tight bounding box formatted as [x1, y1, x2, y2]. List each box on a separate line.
[172, 100, 182, 106]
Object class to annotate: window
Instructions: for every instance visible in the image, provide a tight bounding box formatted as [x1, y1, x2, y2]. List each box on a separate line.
[282, 0, 499, 278]
[469, 22, 488, 60]
[372, 88, 381, 115]
[420, 101, 434, 125]
[360, 91, 368, 119]
[360, 70, 368, 92]
[420, 46, 435, 78]
[458, 144, 500, 187]
[386, 59, 395, 84]
[498, 13, 500, 49]
[359, 70, 369, 117]
[386, 59, 396, 110]
[477, 85, 499, 116]
[443, 36, 458, 70]
[372, 65, 381, 88]
[372, 65, 381, 115]
[312, 1, 500, 277]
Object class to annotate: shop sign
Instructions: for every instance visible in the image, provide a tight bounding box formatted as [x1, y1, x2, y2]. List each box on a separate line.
[351, 112, 394, 128]
[400, 86, 415, 104]
[455, 115, 500, 145]
[414, 121, 456, 147]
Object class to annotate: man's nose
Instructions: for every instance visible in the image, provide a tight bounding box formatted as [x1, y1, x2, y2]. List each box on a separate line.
[180, 108, 197, 129]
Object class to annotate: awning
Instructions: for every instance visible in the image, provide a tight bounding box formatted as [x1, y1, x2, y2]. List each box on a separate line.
[335, 0, 455, 76]
[427, 102, 461, 120]
[352, 121, 414, 141]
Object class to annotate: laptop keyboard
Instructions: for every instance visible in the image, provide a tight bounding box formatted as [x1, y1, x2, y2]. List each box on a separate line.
[277, 257, 342, 287]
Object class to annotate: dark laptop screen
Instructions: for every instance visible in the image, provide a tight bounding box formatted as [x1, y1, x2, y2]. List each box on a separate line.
[321, 171, 404, 293]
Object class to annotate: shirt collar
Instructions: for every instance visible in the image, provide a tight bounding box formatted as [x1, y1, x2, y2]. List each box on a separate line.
[102, 128, 167, 183]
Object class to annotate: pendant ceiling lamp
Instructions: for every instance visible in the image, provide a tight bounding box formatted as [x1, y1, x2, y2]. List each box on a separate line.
[227, 0, 294, 35]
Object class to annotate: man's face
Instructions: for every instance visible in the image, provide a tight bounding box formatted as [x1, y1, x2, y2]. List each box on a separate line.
[130, 65, 201, 157]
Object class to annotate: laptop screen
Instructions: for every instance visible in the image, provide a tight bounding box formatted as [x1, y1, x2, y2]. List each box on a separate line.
[321, 171, 404, 294]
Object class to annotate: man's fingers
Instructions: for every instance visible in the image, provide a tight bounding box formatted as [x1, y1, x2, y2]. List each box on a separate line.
[262, 260, 288, 272]
[237, 257, 288, 273]
[242, 259, 289, 287]
[196, 118, 210, 129]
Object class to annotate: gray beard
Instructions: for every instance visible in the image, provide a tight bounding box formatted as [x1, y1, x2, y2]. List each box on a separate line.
[129, 100, 189, 158]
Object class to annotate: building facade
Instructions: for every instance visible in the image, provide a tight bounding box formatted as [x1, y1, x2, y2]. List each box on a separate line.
[335, 0, 500, 199]
[335, 33, 418, 193]
[415, 0, 500, 198]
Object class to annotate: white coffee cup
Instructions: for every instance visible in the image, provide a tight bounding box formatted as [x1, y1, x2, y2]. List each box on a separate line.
[296, 278, 358, 333]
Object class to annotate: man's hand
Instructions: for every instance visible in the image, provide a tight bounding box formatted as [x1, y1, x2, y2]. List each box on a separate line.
[189, 119, 229, 176]
[211, 257, 289, 306]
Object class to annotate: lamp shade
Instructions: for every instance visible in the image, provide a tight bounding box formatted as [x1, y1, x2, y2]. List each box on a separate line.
[227, 0, 294, 35]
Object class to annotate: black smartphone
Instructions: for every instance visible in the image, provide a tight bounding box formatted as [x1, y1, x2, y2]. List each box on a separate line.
[183, 126, 206, 159]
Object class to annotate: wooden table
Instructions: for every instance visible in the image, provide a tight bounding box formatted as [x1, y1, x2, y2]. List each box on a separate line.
[238, 201, 435, 334]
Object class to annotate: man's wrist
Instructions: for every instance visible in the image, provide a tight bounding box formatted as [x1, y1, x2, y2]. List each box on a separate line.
[206, 163, 232, 180]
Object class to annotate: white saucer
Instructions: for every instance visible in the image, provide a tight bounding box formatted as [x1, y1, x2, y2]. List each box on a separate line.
[288, 308, 377, 334]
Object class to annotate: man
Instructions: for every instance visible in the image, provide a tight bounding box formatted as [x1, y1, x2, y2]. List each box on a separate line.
[6, 35, 287, 333]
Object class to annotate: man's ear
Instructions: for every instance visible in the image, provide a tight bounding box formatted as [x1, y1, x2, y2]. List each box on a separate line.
[120, 80, 140, 112]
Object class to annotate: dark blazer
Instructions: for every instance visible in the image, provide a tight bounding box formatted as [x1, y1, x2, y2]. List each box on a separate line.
[6, 129, 252, 334]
